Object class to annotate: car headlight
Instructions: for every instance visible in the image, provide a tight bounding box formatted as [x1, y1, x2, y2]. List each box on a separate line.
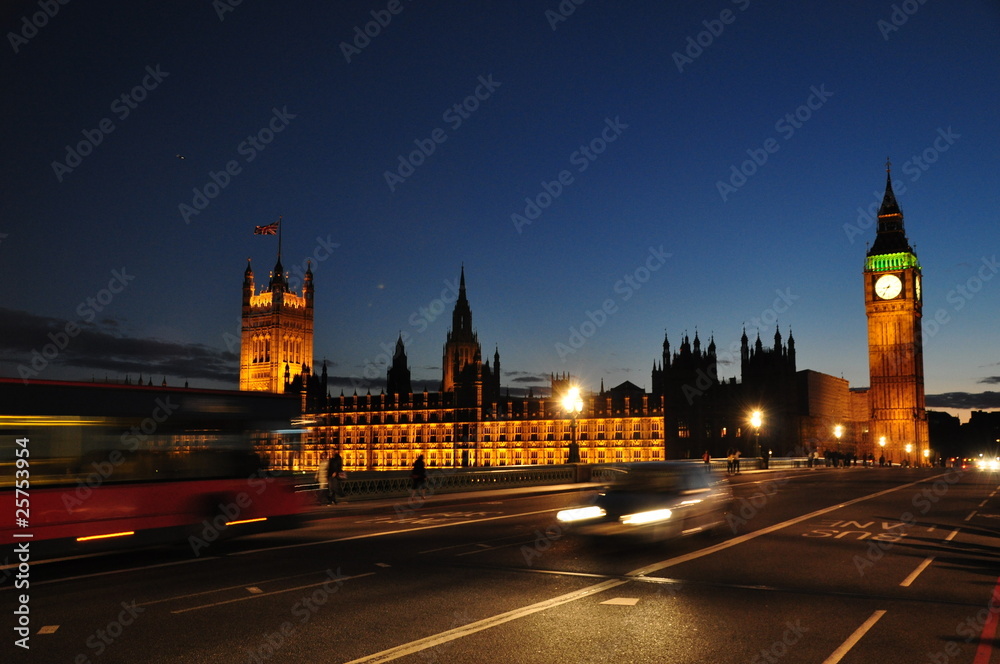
[557, 506, 606, 523]
[620, 508, 673, 526]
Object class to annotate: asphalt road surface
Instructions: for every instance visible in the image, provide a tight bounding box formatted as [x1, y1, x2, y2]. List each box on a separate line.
[6, 466, 1000, 664]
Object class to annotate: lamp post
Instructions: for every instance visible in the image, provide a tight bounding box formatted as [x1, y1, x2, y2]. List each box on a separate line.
[834, 424, 843, 467]
[750, 410, 762, 464]
[562, 386, 583, 464]
[905, 443, 913, 468]
[879, 436, 886, 467]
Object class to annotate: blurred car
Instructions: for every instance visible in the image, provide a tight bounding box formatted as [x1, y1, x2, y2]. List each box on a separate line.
[557, 461, 733, 542]
[976, 457, 1000, 471]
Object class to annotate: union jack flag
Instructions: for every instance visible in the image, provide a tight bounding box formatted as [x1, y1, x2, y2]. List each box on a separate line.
[253, 220, 279, 235]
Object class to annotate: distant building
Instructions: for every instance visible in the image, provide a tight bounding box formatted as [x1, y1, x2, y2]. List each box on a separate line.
[267, 263, 869, 470]
[797, 370, 851, 455]
[927, 410, 961, 460]
[239, 255, 314, 393]
[298, 269, 665, 470]
[961, 411, 1000, 452]
[651, 328, 805, 459]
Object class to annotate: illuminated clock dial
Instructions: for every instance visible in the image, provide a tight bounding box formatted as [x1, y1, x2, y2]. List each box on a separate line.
[874, 274, 902, 300]
[915, 275, 921, 301]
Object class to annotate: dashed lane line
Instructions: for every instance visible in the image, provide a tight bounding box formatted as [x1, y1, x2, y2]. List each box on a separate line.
[822, 610, 887, 664]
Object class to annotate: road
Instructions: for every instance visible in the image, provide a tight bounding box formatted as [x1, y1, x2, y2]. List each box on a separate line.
[6, 467, 1000, 663]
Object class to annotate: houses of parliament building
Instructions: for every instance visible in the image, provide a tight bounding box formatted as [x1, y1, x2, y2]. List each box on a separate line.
[241, 168, 930, 471]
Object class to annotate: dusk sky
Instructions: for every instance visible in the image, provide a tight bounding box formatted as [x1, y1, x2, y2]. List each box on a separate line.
[2, 1, 998, 421]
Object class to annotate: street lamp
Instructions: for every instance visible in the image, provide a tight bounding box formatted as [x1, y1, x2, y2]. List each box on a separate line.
[834, 424, 844, 467]
[905, 443, 913, 468]
[923, 448, 931, 467]
[562, 386, 583, 463]
[878, 436, 886, 467]
[750, 410, 762, 463]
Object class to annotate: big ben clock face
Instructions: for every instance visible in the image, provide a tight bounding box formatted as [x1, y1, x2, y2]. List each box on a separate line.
[915, 275, 921, 301]
[874, 274, 903, 300]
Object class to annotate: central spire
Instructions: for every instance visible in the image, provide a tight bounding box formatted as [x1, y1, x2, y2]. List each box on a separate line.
[451, 264, 473, 338]
[868, 160, 913, 257]
[878, 158, 902, 218]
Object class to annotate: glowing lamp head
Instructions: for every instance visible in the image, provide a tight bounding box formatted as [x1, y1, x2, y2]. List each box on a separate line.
[562, 386, 583, 414]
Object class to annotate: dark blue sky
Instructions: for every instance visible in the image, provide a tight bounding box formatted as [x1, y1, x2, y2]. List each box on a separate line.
[2, 0, 998, 420]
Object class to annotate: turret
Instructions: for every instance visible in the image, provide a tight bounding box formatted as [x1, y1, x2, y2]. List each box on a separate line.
[270, 255, 288, 295]
[303, 260, 314, 309]
[243, 259, 254, 309]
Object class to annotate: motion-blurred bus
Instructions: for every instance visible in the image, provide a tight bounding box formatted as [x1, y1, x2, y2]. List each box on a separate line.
[1, 378, 308, 557]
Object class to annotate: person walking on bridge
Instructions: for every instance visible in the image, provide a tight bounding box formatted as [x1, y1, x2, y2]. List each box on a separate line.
[410, 454, 427, 499]
[328, 452, 345, 504]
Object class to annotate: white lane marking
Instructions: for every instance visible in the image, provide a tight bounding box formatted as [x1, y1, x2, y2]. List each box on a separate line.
[822, 610, 887, 664]
[343, 579, 627, 664]
[899, 557, 934, 587]
[980, 499, 990, 507]
[419, 532, 531, 554]
[965, 510, 978, 521]
[170, 572, 375, 614]
[231, 508, 563, 556]
[5, 555, 212, 589]
[628, 474, 949, 577]
[139, 570, 328, 606]
[944, 528, 960, 542]
[454, 539, 536, 557]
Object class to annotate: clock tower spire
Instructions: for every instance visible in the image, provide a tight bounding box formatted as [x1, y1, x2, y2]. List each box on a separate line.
[863, 161, 929, 465]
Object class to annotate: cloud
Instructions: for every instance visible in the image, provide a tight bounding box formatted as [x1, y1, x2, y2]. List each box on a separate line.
[926, 392, 1000, 409]
[0, 307, 237, 383]
[505, 371, 548, 384]
[978, 376, 1000, 385]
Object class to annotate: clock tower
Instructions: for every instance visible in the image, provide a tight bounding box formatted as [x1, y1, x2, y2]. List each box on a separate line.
[864, 161, 929, 465]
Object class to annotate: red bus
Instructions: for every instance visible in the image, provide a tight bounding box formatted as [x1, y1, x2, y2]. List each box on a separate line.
[1, 380, 309, 558]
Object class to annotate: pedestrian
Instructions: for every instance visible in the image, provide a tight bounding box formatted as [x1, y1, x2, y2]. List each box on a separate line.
[703, 449, 711, 471]
[726, 448, 735, 475]
[316, 454, 330, 504]
[410, 454, 427, 499]
[328, 452, 344, 504]
[734, 449, 741, 474]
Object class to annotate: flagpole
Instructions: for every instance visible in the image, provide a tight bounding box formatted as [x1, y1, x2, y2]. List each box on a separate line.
[277, 216, 283, 260]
